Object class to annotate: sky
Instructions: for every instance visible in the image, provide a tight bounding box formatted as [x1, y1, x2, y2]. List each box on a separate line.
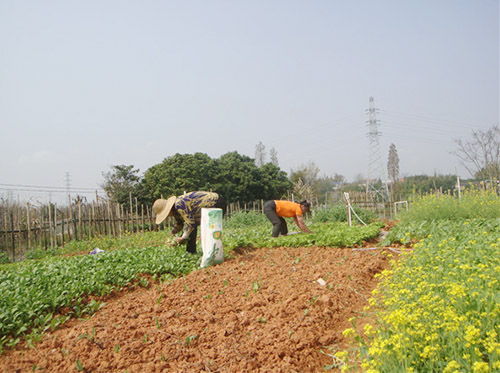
[1, 0, 499, 205]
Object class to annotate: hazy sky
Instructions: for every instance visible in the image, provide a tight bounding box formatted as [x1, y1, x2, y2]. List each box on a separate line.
[1, 0, 499, 204]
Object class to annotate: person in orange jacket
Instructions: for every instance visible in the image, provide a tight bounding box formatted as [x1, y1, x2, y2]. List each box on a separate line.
[263, 199, 313, 237]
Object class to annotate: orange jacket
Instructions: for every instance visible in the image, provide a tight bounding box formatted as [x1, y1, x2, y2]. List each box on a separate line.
[274, 200, 303, 218]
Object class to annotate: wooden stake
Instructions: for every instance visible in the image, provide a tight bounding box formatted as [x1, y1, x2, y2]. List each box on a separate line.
[26, 203, 31, 250]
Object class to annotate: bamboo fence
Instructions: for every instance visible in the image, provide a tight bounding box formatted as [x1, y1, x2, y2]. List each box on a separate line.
[1, 192, 400, 262]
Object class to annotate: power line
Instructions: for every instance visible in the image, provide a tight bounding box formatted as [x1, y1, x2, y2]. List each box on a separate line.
[0, 183, 104, 194]
[0, 188, 102, 194]
[379, 109, 488, 130]
[0, 183, 101, 191]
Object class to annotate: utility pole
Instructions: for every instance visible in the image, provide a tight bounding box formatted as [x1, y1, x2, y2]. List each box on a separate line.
[365, 97, 389, 201]
[65, 172, 72, 202]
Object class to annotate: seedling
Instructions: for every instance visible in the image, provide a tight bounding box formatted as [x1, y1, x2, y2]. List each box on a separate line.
[185, 335, 198, 346]
[76, 358, 84, 371]
[77, 326, 103, 349]
[252, 277, 262, 293]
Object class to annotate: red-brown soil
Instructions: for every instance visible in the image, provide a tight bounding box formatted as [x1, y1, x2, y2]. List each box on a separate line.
[0, 245, 392, 372]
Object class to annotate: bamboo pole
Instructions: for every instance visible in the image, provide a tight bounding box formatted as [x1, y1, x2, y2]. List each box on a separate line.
[77, 201, 82, 240]
[26, 203, 31, 250]
[2, 211, 7, 254]
[42, 208, 48, 249]
[61, 206, 65, 246]
[135, 198, 139, 233]
[141, 204, 145, 233]
[90, 201, 95, 238]
[54, 204, 58, 247]
[95, 191, 102, 236]
[48, 203, 54, 248]
[38, 209, 43, 249]
[120, 204, 125, 233]
[67, 195, 73, 241]
[10, 210, 15, 261]
[107, 201, 115, 237]
[116, 203, 122, 237]
[146, 205, 151, 232]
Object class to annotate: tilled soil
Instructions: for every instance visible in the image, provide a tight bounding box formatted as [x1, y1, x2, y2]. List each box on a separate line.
[0, 245, 392, 372]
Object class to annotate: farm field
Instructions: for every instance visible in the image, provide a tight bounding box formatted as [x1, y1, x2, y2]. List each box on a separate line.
[0, 244, 391, 372]
[1, 190, 499, 372]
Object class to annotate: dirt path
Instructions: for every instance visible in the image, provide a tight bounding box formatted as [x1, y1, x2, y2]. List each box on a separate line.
[0, 245, 391, 372]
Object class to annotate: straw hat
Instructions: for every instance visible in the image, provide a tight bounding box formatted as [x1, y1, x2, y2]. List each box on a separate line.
[152, 196, 177, 224]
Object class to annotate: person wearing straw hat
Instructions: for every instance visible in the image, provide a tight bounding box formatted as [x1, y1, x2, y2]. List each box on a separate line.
[263, 199, 313, 237]
[153, 191, 226, 254]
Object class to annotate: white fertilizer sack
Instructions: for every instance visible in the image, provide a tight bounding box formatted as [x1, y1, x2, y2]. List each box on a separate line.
[200, 208, 224, 268]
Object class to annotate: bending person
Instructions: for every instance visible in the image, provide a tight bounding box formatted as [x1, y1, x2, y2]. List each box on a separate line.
[263, 199, 312, 237]
[153, 191, 226, 254]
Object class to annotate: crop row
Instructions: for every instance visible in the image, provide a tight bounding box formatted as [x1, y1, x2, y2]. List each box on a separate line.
[0, 246, 199, 351]
[0, 220, 381, 352]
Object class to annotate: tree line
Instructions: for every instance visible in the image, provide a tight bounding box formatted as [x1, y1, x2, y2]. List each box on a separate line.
[101, 125, 500, 208]
[101, 152, 293, 208]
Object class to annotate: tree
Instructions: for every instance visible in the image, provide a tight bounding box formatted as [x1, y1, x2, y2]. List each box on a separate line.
[213, 152, 292, 202]
[387, 143, 400, 184]
[258, 163, 293, 200]
[255, 141, 266, 167]
[453, 125, 500, 183]
[269, 147, 279, 166]
[214, 152, 263, 202]
[290, 162, 320, 201]
[140, 153, 215, 202]
[315, 174, 344, 204]
[138, 151, 293, 205]
[101, 165, 141, 208]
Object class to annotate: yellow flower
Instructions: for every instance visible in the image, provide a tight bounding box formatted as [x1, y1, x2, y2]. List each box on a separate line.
[472, 361, 490, 373]
[465, 325, 481, 346]
[364, 323, 374, 335]
[342, 328, 355, 338]
[335, 350, 348, 359]
[443, 360, 461, 373]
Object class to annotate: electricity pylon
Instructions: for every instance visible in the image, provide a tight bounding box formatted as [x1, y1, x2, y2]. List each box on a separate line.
[365, 97, 389, 201]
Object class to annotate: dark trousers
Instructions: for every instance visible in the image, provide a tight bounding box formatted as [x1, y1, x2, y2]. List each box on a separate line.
[186, 196, 226, 254]
[264, 200, 288, 237]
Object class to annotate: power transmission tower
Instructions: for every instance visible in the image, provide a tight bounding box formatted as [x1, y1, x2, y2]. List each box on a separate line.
[65, 172, 72, 197]
[365, 97, 389, 201]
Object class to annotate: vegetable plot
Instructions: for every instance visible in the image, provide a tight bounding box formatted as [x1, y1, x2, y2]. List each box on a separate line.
[0, 221, 381, 353]
[0, 246, 199, 351]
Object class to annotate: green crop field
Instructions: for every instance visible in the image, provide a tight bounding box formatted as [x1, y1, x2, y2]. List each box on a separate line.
[0, 213, 381, 353]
